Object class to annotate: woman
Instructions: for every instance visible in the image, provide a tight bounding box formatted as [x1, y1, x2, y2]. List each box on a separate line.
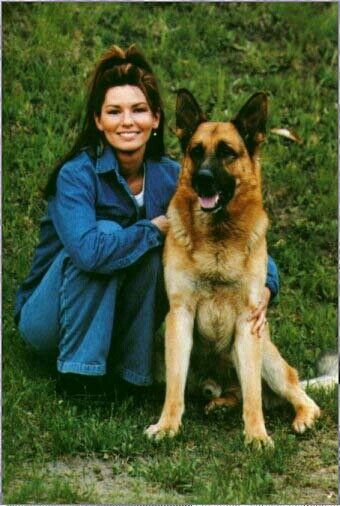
[14, 45, 279, 399]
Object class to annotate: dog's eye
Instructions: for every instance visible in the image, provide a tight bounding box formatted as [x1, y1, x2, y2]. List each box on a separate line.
[216, 142, 237, 161]
[189, 143, 204, 161]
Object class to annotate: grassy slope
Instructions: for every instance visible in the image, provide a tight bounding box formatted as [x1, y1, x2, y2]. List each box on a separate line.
[3, 3, 338, 504]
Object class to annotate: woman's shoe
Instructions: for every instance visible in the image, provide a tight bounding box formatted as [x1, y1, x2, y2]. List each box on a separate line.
[111, 376, 153, 404]
[56, 372, 107, 402]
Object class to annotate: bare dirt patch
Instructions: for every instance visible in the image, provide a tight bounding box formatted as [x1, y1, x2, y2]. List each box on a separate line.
[46, 456, 186, 503]
[272, 430, 338, 504]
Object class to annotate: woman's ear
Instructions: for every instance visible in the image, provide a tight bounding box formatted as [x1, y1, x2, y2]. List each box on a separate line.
[94, 113, 104, 131]
[152, 110, 161, 130]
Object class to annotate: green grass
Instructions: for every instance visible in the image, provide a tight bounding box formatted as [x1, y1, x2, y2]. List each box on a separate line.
[3, 2, 338, 504]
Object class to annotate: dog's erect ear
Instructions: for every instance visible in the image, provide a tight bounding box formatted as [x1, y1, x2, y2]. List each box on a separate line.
[176, 89, 207, 152]
[232, 92, 268, 156]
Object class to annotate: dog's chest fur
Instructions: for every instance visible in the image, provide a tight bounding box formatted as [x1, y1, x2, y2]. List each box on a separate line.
[193, 237, 249, 350]
[165, 199, 268, 352]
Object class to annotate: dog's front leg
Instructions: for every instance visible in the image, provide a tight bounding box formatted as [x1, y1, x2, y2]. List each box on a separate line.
[231, 314, 273, 447]
[146, 301, 195, 439]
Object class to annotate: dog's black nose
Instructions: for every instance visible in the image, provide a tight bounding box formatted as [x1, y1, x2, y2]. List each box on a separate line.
[193, 168, 216, 196]
[195, 168, 214, 184]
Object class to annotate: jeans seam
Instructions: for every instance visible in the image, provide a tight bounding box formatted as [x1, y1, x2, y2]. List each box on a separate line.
[59, 261, 70, 347]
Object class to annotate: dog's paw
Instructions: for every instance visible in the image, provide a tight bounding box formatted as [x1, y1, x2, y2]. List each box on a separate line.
[244, 430, 274, 449]
[292, 400, 321, 433]
[204, 400, 220, 415]
[144, 422, 180, 440]
[204, 395, 238, 415]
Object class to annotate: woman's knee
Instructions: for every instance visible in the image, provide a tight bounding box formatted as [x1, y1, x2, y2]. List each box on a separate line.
[18, 304, 58, 357]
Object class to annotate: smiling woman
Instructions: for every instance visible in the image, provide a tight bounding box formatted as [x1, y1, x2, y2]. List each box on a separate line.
[14, 44, 179, 399]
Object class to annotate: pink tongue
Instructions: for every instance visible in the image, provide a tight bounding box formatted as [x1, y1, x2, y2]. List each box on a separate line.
[199, 194, 219, 209]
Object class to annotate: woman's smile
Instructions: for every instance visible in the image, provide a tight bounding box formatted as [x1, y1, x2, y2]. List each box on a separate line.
[117, 131, 141, 140]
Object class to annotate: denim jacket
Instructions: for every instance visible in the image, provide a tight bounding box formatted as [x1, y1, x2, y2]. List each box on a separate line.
[14, 146, 180, 321]
[15, 145, 279, 322]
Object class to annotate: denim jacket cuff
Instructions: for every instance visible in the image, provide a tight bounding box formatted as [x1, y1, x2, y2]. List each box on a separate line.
[140, 220, 165, 245]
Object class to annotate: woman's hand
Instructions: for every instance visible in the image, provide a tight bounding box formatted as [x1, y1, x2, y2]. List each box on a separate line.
[151, 214, 169, 236]
[248, 287, 271, 336]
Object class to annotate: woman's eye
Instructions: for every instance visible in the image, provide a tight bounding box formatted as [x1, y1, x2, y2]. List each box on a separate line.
[108, 110, 120, 115]
[134, 108, 148, 113]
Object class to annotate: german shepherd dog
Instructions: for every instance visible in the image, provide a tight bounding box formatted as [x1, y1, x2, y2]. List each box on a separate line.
[146, 90, 320, 446]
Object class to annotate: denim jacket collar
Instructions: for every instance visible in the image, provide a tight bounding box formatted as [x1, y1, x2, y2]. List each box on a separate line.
[93, 145, 163, 180]
[94, 145, 149, 214]
[92, 145, 171, 217]
[94, 145, 120, 175]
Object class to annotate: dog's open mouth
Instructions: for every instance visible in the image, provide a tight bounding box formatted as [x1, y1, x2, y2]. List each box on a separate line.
[198, 193, 222, 212]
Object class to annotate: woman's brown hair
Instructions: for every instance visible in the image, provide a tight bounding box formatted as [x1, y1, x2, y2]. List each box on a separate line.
[44, 44, 165, 198]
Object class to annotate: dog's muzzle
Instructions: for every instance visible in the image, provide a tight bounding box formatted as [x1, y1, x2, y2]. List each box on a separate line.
[192, 167, 235, 213]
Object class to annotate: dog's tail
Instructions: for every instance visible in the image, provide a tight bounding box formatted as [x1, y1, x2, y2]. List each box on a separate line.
[300, 351, 338, 391]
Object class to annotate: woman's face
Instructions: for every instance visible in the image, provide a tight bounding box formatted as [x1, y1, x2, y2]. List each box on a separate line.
[94, 85, 160, 155]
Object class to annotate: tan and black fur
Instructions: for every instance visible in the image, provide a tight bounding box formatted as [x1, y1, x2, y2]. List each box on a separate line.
[146, 90, 320, 446]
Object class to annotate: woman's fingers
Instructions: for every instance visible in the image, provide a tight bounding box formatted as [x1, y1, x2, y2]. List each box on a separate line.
[251, 310, 266, 335]
[248, 287, 271, 336]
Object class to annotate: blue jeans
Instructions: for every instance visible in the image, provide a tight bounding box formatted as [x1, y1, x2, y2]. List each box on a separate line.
[18, 221, 167, 386]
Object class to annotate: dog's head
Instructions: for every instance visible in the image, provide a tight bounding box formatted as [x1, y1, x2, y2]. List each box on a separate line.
[176, 89, 267, 213]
